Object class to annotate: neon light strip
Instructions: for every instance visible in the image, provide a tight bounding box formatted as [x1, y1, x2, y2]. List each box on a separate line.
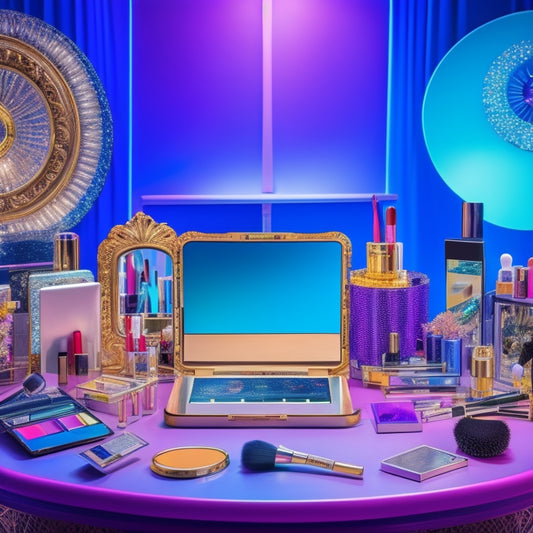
[385, 0, 393, 195]
[128, 0, 133, 218]
[262, 0, 274, 194]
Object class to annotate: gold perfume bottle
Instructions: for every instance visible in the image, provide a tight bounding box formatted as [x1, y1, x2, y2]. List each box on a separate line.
[470, 345, 494, 398]
[350, 242, 409, 288]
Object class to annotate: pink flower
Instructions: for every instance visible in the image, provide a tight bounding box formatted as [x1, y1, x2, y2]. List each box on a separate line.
[422, 310, 475, 339]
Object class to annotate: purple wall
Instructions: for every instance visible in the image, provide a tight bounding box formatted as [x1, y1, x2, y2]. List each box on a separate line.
[132, 0, 389, 210]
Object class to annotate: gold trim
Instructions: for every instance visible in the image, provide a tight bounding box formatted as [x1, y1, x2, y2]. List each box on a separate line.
[0, 103, 14, 157]
[175, 230, 352, 377]
[98, 212, 179, 373]
[150, 446, 229, 479]
[0, 35, 80, 221]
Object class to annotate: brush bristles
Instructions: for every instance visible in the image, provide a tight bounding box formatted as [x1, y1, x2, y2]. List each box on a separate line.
[241, 440, 278, 471]
[454, 417, 510, 458]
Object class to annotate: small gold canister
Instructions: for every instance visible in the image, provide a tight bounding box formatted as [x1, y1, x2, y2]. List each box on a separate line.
[471, 345, 494, 398]
[53, 232, 80, 271]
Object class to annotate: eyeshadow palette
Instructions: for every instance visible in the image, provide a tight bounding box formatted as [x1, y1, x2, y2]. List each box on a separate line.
[0, 385, 113, 456]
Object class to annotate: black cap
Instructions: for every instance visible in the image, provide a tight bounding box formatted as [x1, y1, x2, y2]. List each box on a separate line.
[462, 202, 483, 239]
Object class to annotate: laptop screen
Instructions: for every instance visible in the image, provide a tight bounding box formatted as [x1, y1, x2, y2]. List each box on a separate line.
[180, 236, 347, 366]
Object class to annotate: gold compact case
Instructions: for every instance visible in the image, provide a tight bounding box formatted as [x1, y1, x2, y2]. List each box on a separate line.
[151, 446, 229, 479]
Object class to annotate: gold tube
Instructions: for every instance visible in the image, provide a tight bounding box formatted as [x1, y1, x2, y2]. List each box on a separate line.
[53, 232, 80, 271]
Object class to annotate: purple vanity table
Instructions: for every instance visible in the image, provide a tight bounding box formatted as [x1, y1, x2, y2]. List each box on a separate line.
[0, 376, 532, 532]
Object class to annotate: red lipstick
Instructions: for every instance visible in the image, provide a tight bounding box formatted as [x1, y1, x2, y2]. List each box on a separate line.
[385, 206, 396, 243]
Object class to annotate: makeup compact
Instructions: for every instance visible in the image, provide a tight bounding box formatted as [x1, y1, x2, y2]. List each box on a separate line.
[80, 431, 148, 473]
[0, 384, 113, 456]
[151, 446, 230, 479]
[165, 231, 360, 428]
[381, 445, 468, 481]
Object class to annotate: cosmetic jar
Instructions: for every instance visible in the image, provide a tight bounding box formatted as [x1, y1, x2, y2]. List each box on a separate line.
[471, 345, 494, 398]
[151, 446, 229, 479]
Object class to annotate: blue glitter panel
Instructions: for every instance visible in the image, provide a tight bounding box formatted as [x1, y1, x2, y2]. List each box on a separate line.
[28, 270, 94, 359]
[483, 40, 533, 151]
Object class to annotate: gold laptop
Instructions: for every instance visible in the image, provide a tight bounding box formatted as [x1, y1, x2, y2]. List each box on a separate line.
[164, 231, 360, 428]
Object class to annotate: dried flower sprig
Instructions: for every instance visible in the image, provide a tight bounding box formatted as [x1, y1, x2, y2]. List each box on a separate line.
[422, 310, 475, 340]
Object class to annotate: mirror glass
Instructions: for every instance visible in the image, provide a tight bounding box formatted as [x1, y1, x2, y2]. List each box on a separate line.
[181, 238, 346, 366]
[98, 212, 179, 375]
[118, 248, 173, 327]
[118, 248, 174, 370]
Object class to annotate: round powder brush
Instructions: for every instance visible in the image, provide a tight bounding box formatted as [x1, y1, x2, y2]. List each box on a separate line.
[453, 417, 510, 458]
[241, 440, 364, 478]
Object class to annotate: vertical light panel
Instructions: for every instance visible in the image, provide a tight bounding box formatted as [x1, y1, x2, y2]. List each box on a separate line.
[128, 0, 133, 218]
[131, 0, 388, 208]
[262, 0, 274, 194]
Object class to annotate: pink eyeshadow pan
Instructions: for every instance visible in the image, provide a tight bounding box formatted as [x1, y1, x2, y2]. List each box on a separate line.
[15, 420, 63, 440]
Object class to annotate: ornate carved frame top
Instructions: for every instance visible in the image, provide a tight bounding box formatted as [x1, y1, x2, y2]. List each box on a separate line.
[98, 212, 179, 372]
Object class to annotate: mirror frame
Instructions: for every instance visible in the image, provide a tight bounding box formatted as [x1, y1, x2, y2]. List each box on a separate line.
[98, 212, 179, 373]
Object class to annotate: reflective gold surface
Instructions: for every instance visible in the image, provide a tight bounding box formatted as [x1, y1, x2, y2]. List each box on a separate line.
[98, 212, 179, 373]
[0, 35, 79, 221]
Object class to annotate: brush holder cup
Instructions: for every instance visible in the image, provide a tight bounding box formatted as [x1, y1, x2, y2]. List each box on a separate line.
[349, 270, 429, 379]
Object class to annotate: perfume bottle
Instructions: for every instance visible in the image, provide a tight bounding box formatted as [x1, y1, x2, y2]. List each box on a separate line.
[470, 345, 494, 399]
[496, 253, 513, 296]
[445, 202, 485, 384]
[350, 242, 409, 288]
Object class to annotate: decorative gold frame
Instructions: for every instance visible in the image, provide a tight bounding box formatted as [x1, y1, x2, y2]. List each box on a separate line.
[175, 230, 352, 377]
[0, 35, 80, 220]
[0, 10, 112, 243]
[98, 212, 179, 373]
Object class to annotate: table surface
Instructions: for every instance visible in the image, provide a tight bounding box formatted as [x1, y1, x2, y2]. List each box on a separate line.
[0, 375, 532, 532]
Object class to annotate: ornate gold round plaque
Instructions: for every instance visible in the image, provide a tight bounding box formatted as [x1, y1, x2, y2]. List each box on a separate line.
[0, 10, 112, 242]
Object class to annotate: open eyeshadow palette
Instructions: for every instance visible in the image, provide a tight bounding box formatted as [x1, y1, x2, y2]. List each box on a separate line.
[0, 386, 113, 456]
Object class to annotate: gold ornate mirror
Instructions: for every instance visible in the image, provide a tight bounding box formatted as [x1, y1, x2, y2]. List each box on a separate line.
[98, 212, 179, 376]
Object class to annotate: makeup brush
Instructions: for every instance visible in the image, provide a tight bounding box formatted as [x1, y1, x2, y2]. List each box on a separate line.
[241, 440, 364, 479]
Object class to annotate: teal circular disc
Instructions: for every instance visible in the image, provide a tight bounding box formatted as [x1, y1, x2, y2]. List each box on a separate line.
[422, 12, 533, 231]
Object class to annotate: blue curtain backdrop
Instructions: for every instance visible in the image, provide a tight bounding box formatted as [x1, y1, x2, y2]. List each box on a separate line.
[388, 0, 533, 318]
[0, 0, 532, 313]
[0, 0, 130, 279]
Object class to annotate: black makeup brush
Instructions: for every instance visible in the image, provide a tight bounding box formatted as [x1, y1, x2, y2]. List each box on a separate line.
[453, 417, 510, 458]
[241, 440, 364, 479]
